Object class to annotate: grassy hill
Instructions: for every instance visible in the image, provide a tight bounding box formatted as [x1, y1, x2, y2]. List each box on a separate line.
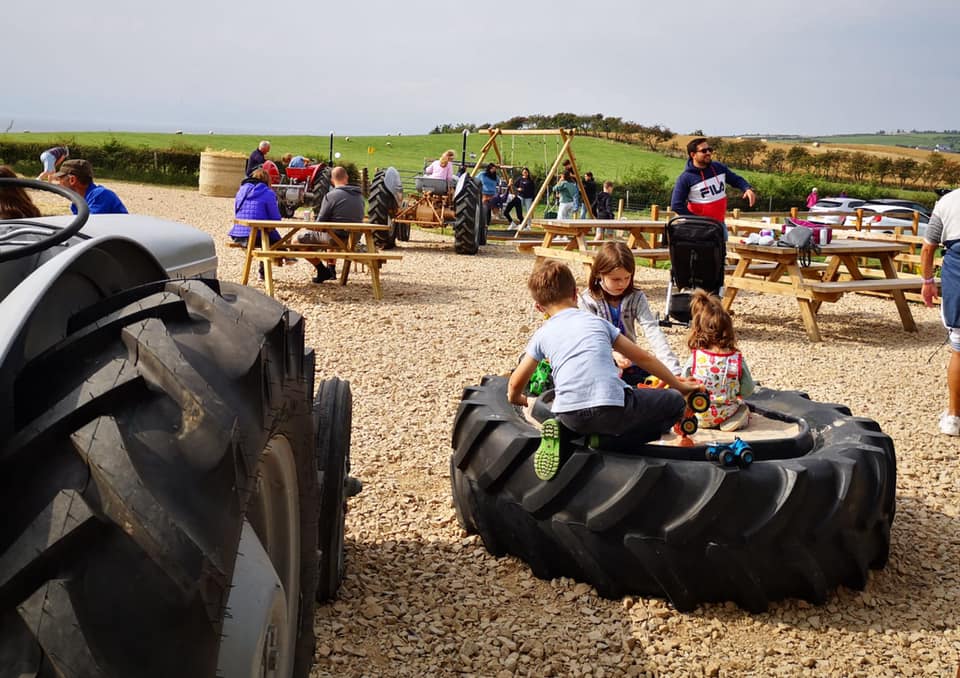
[1, 130, 686, 182]
[764, 131, 959, 152]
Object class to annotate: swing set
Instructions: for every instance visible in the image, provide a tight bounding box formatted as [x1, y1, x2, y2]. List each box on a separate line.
[467, 128, 595, 232]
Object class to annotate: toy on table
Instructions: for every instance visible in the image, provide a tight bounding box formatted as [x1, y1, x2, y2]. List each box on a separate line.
[706, 437, 754, 467]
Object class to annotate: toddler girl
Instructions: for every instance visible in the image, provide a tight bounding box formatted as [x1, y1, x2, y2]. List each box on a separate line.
[683, 289, 755, 431]
[579, 242, 681, 385]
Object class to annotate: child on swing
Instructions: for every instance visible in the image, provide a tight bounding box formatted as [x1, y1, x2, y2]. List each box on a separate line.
[508, 260, 700, 480]
[683, 290, 755, 432]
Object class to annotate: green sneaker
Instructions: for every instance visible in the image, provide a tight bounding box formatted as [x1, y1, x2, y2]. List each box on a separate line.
[534, 419, 561, 480]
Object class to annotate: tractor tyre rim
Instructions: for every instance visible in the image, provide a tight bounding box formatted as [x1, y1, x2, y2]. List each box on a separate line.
[218, 435, 301, 678]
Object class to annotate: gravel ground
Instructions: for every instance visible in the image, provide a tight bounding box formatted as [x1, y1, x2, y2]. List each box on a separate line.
[87, 181, 960, 676]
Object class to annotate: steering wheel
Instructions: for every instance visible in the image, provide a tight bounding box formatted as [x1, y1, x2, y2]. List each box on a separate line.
[0, 177, 90, 263]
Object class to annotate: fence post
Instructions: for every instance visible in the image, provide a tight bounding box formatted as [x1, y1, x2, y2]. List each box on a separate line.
[790, 207, 798, 219]
[361, 167, 369, 198]
[650, 204, 659, 221]
[625, 190, 630, 211]
[733, 208, 741, 219]
[616, 198, 624, 220]
[855, 208, 863, 231]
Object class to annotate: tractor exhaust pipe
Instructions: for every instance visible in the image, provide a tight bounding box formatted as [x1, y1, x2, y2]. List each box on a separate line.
[460, 129, 469, 175]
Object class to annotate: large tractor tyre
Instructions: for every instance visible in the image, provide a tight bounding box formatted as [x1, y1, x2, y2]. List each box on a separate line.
[0, 279, 321, 678]
[450, 376, 896, 613]
[368, 170, 398, 250]
[314, 377, 353, 601]
[309, 167, 332, 219]
[453, 177, 482, 255]
[397, 222, 412, 242]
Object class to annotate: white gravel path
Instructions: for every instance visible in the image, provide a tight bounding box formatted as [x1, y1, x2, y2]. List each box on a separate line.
[96, 181, 960, 677]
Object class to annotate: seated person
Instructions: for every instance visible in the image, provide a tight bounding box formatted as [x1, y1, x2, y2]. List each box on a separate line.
[578, 242, 681, 385]
[683, 290, 755, 432]
[288, 155, 310, 168]
[423, 149, 456, 181]
[297, 166, 364, 283]
[508, 260, 699, 480]
[228, 168, 282, 280]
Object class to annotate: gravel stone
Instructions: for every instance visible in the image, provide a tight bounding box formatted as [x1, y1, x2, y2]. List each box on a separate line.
[97, 181, 960, 677]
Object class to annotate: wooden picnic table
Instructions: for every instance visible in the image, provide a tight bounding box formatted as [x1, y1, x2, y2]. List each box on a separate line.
[723, 239, 921, 342]
[523, 219, 671, 272]
[234, 219, 401, 300]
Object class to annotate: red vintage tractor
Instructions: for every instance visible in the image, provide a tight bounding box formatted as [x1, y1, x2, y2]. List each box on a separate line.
[263, 160, 331, 219]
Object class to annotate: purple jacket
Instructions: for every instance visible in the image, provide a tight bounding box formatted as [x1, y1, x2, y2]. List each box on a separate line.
[229, 180, 281, 238]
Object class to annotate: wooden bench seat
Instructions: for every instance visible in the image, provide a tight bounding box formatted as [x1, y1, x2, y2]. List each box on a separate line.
[805, 278, 933, 293]
[725, 261, 828, 279]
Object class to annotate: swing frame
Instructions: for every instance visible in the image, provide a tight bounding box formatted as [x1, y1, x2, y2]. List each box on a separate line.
[468, 128, 595, 233]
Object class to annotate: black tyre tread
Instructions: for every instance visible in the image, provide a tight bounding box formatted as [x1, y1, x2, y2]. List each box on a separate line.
[0, 278, 319, 677]
[368, 170, 397, 250]
[314, 377, 352, 601]
[453, 177, 480, 255]
[450, 376, 896, 612]
[310, 167, 332, 211]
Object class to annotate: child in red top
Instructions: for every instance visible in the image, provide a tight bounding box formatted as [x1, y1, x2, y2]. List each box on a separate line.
[682, 290, 755, 432]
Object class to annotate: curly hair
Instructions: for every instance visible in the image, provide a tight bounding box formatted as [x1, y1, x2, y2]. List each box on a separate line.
[686, 289, 737, 351]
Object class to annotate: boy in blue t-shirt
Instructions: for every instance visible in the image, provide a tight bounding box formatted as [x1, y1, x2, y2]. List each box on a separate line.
[508, 260, 699, 480]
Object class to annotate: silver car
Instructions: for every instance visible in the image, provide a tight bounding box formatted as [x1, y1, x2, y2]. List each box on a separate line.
[808, 197, 867, 224]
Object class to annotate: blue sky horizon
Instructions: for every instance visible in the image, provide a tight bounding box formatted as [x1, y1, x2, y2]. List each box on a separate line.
[8, 1, 958, 140]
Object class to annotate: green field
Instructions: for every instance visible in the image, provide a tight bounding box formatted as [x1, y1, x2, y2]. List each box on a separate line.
[2, 131, 684, 181]
[766, 131, 959, 150]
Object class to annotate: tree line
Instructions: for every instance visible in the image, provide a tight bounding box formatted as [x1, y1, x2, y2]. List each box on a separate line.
[431, 114, 958, 193]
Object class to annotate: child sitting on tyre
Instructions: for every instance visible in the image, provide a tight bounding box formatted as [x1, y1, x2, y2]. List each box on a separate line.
[508, 260, 701, 480]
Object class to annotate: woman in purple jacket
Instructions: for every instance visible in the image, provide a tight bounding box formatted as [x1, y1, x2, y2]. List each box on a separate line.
[228, 168, 282, 279]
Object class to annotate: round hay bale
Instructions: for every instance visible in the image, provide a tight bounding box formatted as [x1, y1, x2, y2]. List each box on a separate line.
[199, 151, 246, 197]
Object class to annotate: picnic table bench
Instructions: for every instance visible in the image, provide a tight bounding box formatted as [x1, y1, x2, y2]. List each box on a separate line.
[522, 219, 671, 274]
[724, 239, 926, 342]
[233, 219, 402, 300]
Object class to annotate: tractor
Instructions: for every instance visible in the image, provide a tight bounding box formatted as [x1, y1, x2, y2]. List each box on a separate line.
[0, 177, 358, 678]
[263, 159, 332, 219]
[366, 166, 486, 254]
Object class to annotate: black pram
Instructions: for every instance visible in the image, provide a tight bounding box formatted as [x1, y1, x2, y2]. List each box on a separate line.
[660, 215, 726, 326]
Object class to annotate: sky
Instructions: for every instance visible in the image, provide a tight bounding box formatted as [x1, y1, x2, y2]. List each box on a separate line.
[5, 0, 958, 138]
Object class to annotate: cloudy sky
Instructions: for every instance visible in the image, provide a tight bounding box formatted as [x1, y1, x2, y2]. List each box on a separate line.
[6, 0, 957, 137]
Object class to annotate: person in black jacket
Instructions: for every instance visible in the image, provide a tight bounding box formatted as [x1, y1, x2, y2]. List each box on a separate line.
[593, 181, 616, 238]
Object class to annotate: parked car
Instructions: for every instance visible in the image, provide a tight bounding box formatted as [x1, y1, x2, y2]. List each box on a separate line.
[862, 198, 931, 218]
[807, 197, 867, 224]
[842, 203, 929, 237]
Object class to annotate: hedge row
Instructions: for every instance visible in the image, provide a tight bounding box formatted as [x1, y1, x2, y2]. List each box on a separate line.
[0, 139, 202, 185]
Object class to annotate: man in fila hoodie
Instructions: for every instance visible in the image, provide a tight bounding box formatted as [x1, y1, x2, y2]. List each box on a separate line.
[671, 137, 756, 239]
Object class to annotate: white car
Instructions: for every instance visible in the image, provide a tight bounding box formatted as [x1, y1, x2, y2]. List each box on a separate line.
[842, 204, 929, 237]
[807, 197, 867, 224]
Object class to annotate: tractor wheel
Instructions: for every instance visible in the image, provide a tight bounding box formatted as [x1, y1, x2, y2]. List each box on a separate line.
[451, 377, 896, 612]
[453, 176, 482, 255]
[397, 222, 412, 242]
[0, 279, 322, 678]
[314, 377, 353, 601]
[309, 167, 332, 219]
[368, 170, 398, 250]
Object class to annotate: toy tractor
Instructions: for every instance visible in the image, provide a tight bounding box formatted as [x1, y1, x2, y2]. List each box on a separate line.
[706, 437, 755, 467]
[263, 159, 331, 219]
[0, 178, 359, 678]
[366, 166, 486, 255]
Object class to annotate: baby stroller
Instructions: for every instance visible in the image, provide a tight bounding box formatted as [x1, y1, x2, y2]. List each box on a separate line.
[660, 215, 726, 327]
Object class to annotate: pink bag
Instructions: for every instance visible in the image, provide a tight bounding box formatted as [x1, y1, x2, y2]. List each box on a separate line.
[782, 218, 832, 244]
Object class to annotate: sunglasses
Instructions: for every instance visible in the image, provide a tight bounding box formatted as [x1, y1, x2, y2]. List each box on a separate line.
[697, 147, 713, 154]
